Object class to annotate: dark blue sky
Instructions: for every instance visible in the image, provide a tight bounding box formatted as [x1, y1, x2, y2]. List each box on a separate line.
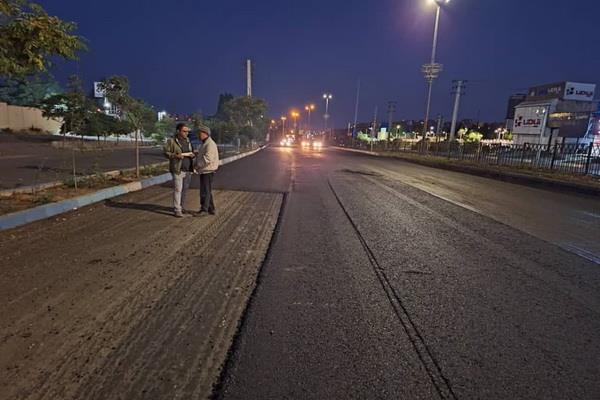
[46, 0, 600, 127]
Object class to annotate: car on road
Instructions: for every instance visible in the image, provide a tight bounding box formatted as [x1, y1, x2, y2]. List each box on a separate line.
[301, 138, 324, 150]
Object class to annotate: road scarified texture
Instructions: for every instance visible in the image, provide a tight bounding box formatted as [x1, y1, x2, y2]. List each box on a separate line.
[0, 185, 282, 400]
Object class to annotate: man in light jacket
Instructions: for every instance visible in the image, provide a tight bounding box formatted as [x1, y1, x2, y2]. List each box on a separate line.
[163, 123, 195, 218]
[195, 125, 219, 215]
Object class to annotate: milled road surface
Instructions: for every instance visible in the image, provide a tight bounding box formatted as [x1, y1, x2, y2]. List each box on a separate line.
[218, 146, 600, 399]
[0, 152, 284, 399]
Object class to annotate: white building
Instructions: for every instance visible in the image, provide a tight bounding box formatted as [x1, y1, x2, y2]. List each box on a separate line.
[512, 82, 597, 145]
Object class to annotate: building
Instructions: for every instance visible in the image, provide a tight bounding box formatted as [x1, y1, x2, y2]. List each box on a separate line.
[505, 93, 526, 131]
[510, 82, 598, 145]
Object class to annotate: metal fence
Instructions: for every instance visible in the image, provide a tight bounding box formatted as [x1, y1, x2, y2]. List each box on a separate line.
[346, 140, 600, 177]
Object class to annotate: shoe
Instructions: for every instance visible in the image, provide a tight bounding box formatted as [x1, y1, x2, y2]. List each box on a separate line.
[174, 211, 185, 218]
[195, 210, 208, 217]
[208, 210, 216, 215]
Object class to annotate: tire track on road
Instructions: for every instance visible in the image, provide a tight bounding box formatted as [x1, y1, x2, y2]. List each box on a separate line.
[328, 178, 458, 400]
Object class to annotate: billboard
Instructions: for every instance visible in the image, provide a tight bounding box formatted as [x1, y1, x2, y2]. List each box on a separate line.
[563, 82, 596, 102]
[527, 83, 565, 100]
[513, 105, 548, 136]
[93, 82, 105, 98]
[527, 82, 596, 102]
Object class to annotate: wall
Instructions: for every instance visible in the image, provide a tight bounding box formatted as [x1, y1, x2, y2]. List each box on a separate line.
[0, 102, 62, 133]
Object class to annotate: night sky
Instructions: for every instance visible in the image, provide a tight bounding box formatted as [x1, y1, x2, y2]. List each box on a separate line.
[46, 0, 600, 127]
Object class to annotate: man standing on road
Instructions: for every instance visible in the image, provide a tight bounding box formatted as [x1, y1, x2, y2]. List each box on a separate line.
[195, 125, 219, 215]
[163, 123, 195, 218]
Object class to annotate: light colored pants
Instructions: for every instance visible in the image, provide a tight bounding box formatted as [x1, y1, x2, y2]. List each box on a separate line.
[172, 172, 191, 213]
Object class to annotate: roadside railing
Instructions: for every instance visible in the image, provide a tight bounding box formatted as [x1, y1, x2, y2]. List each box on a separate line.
[341, 140, 600, 177]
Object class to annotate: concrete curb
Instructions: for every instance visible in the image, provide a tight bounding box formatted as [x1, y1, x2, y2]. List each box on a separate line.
[0, 146, 260, 197]
[334, 146, 600, 196]
[0, 146, 266, 231]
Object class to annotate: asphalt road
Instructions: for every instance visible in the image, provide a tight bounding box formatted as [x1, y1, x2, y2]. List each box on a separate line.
[218, 146, 600, 399]
[2, 145, 599, 399]
[0, 134, 166, 189]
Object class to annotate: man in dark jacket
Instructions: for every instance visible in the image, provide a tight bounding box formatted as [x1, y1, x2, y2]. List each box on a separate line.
[163, 123, 195, 217]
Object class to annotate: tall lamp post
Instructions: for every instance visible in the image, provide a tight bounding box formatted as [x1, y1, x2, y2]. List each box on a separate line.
[281, 116, 287, 139]
[305, 104, 315, 133]
[421, 0, 450, 151]
[323, 93, 333, 139]
[290, 111, 300, 135]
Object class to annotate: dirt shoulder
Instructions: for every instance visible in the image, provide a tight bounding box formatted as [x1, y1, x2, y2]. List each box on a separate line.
[0, 185, 282, 400]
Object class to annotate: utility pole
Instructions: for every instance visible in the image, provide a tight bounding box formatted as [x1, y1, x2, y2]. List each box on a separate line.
[246, 59, 253, 97]
[352, 80, 361, 138]
[387, 101, 397, 142]
[449, 80, 466, 141]
[436, 114, 444, 141]
[372, 106, 378, 141]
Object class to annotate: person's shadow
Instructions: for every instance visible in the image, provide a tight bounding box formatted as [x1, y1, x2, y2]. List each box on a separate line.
[105, 199, 173, 216]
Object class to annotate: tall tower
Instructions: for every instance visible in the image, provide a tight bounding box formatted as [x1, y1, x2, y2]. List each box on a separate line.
[246, 59, 253, 97]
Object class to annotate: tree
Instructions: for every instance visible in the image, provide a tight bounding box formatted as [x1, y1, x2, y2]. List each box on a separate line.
[219, 96, 269, 143]
[0, 75, 61, 106]
[152, 115, 175, 144]
[41, 75, 132, 143]
[99, 76, 156, 177]
[215, 93, 233, 120]
[40, 75, 88, 138]
[0, 0, 87, 77]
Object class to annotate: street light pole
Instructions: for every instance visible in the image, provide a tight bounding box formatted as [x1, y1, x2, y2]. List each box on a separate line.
[305, 104, 315, 134]
[281, 116, 287, 139]
[421, 0, 447, 152]
[290, 111, 300, 135]
[323, 93, 333, 140]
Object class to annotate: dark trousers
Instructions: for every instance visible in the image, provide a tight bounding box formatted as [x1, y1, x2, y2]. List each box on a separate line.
[199, 173, 215, 212]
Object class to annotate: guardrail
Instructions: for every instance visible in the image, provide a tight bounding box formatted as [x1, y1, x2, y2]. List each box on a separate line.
[342, 140, 600, 176]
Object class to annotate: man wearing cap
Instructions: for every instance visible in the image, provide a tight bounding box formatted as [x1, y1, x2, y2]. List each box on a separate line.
[195, 125, 219, 215]
[163, 123, 195, 217]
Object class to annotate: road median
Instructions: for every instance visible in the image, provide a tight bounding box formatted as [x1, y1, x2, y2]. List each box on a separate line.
[0, 146, 266, 231]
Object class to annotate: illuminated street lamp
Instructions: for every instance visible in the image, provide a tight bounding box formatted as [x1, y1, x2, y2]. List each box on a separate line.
[281, 116, 287, 137]
[305, 104, 316, 133]
[322, 93, 333, 137]
[421, 0, 450, 151]
[290, 110, 300, 134]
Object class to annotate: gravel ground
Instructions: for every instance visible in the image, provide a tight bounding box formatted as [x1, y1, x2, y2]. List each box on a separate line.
[0, 184, 281, 400]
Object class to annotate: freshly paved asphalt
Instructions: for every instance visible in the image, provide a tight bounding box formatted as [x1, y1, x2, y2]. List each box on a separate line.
[215, 146, 600, 399]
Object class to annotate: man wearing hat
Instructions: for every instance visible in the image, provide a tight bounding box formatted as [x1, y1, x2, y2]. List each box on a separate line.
[195, 125, 219, 215]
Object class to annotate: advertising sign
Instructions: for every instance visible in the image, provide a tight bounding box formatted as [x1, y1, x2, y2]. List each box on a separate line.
[93, 82, 105, 98]
[513, 105, 548, 136]
[527, 83, 565, 100]
[563, 82, 596, 102]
